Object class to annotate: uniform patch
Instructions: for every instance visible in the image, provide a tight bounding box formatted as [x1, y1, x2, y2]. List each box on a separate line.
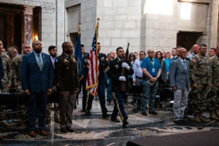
[101, 57, 105, 61]
[106, 66, 110, 71]
[115, 64, 119, 69]
[55, 58, 59, 62]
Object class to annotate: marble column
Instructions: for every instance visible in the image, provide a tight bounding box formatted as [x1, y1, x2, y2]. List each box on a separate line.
[23, 5, 34, 44]
[6, 13, 15, 47]
[209, 0, 218, 48]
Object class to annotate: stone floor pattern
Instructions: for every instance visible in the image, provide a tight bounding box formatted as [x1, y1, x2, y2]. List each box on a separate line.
[0, 94, 219, 146]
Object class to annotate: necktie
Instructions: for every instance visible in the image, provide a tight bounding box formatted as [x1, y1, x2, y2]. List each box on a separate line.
[37, 54, 43, 71]
[183, 60, 187, 71]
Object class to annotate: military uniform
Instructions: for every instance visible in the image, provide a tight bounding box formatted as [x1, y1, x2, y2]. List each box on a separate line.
[107, 58, 134, 126]
[86, 53, 108, 117]
[13, 54, 24, 92]
[209, 55, 219, 120]
[190, 54, 211, 122]
[55, 53, 79, 129]
[1, 53, 12, 93]
[77, 52, 89, 111]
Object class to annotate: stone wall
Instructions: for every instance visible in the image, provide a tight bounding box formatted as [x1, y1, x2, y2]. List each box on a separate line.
[0, 0, 66, 54]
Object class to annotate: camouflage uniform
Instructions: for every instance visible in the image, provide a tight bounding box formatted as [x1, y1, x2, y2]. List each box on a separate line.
[1, 53, 12, 93]
[209, 55, 219, 111]
[13, 54, 24, 92]
[190, 54, 211, 113]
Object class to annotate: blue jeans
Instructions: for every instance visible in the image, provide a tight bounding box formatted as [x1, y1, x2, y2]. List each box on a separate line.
[142, 80, 159, 112]
[106, 75, 112, 101]
[28, 92, 47, 131]
[111, 92, 128, 121]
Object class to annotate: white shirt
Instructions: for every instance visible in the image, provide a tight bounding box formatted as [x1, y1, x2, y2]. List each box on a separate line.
[132, 58, 143, 80]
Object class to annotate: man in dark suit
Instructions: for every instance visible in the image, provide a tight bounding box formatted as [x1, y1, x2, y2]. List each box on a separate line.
[86, 42, 108, 118]
[170, 48, 190, 124]
[20, 40, 53, 137]
[55, 42, 79, 133]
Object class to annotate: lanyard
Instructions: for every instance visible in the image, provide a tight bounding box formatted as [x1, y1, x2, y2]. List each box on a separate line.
[148, 57, 154, 66]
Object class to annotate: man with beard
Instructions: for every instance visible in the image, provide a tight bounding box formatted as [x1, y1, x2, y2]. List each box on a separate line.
[20, 40, 54, 137]
[55, 42, 79, 133]
[45, 46, 60, 124]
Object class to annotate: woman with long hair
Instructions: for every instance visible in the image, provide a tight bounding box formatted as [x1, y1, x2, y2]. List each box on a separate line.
[155, 51, 167, 83]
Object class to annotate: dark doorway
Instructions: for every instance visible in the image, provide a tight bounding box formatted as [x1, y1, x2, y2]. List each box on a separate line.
[177, 31, 203, 50]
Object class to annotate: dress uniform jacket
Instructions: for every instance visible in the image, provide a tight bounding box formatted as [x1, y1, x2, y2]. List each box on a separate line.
[107, 58, 134, 92]
[55, 53, 79, 91]
[98, 53, 108, 84]
[82, 52, 89, 84]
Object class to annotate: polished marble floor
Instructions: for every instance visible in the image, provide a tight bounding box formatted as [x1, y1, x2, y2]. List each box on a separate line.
[0, 94, 219, 146]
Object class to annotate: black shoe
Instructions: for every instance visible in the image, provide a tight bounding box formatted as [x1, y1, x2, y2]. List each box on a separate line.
[86, 110, 91, 115]
[174, 120, 183, 124]
[61, 128, 67, 133]
[123, 120, 129, 128]
[111, 118, 120, 123]
[149, 111, 157, 115]
[141, 112, 148, 116]
[102, 113, 110, 119]
[67, 127, 75, 132]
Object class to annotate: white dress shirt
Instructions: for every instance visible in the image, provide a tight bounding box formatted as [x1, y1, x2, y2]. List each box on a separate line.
[132, 58, 143, 80]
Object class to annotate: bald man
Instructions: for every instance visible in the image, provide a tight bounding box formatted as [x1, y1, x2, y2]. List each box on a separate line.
[187, 44, 199, 60]
[141, 49, 161, 115]
[20, 40, 54, 137]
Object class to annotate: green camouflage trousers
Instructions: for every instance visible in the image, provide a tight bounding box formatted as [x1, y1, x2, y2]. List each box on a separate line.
[208, 86, 219, 110]
[191, 84, 210, 113]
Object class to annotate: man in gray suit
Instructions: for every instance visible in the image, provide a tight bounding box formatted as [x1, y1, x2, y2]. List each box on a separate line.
[170, 48, 190, 124]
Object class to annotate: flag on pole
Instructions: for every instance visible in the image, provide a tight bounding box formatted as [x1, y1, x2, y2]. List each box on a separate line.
[86, 21, 99, 97]
[74, 24, 84, 81]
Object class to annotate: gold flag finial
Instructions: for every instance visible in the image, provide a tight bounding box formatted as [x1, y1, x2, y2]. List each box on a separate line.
[78, 23, 81, 34]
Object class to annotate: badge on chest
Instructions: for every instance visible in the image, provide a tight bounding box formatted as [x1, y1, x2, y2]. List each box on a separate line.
[115, 64, 119, 69]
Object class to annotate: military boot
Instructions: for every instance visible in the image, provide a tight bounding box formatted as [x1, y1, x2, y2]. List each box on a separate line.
[194, 112, 201, 123]
[199, 112, 210, 123]
[210, 110, 219, 121]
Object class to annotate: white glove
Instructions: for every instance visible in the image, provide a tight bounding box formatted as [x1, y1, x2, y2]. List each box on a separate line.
[119, 76, 126, 81]
[122, 62, 130, 70]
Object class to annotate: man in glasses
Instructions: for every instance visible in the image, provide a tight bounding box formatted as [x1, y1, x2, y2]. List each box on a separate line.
[170, 48, 190, 124]
[141, 49, 161, 116]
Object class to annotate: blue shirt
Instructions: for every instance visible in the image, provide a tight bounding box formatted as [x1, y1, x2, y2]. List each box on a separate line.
[141, 57, 161, 77]
[165, 58, 170, 72]
[33, 51, 43, 66]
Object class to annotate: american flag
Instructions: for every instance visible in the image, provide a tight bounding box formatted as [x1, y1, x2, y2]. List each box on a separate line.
[86, 23, 99, 97]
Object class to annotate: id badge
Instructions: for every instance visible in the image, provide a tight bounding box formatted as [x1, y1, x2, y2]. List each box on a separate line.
[152, 68, 155, 73]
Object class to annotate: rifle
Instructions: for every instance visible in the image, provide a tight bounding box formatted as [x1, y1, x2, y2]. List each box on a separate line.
[121, 43, 130, 92]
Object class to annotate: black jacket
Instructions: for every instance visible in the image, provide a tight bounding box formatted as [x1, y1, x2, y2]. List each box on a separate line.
[98, 53, 108, 84]
[107, 58, 134, 92]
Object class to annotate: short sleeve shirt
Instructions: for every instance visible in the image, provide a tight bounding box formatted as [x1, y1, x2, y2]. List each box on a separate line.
[141, 57, 161, 77]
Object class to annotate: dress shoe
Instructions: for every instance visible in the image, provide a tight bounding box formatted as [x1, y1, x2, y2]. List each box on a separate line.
[61, 128, 67, 133]
[67, 127, 75, 132]
[174, 120, 183, 124]
[123, 120, 129, 128]
[149, 111, 157, 115]
[141, 111, 148, 116]
[28, 131, 37, 137]
[111, 118, 120, 123]
[40, 130, 47, 136]
[102, 113, 110, 119]
[55, 118, 61, 123]
[0, 135, 3, 140]
[86, 110, 91, 115]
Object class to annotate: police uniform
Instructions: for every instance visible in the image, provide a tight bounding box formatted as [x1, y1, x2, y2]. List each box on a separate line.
[13, 54, 24, 92]
[86, 53, 108, 118]
[107, 57, 134, 126]
[55, 53, 79, 130]
[190, 53, 211, 122]
[1, 53, 12, 93]
[77, 52, 89, 111]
